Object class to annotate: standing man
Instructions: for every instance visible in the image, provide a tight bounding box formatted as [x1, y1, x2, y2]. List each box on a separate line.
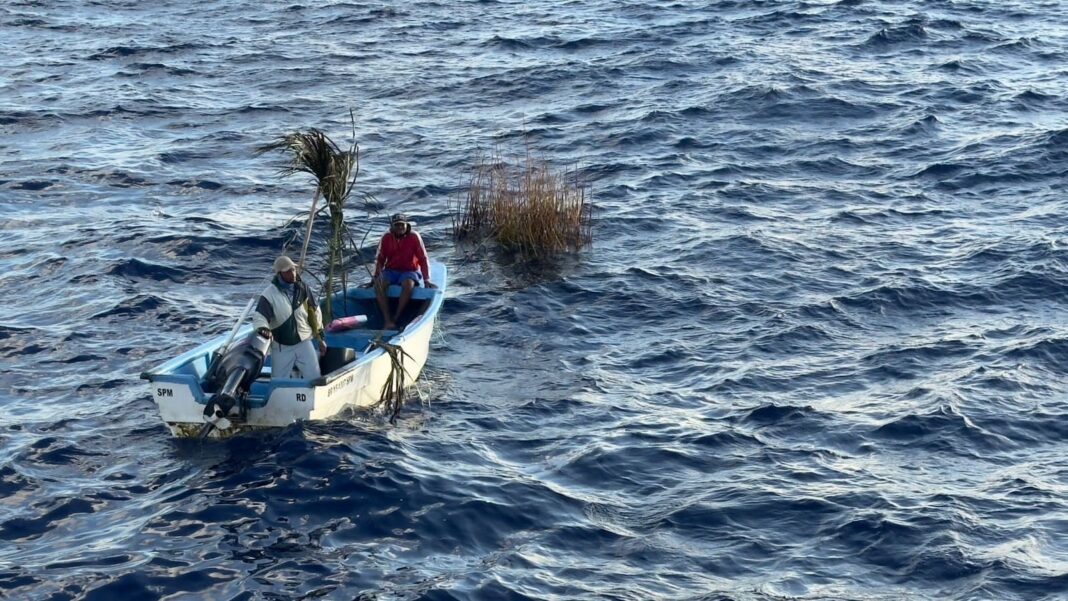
[252, 255, 327, 380]
[373, 213, 436, 330]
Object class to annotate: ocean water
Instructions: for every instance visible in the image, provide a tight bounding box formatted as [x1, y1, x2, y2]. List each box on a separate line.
[2, 0, 1068, 599]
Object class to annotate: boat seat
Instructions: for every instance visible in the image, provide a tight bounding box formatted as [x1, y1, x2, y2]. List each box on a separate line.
[325, 330, 399, 348]
[361, 329, 400, 338]
[342, 286, 436, 301]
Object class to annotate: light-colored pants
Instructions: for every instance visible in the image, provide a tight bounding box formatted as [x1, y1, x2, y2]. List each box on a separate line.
[270, 339, 321, 380]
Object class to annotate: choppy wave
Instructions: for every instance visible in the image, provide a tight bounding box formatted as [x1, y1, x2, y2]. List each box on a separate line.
[2, 0, 1068, 599]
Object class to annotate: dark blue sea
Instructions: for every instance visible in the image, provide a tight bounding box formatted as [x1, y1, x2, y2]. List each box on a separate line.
[3, 1, 1068, 599]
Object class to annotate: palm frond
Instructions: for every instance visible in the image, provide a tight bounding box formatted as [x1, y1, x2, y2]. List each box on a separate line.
[260, 124, 361, 321]
[257, 129, 355, 207]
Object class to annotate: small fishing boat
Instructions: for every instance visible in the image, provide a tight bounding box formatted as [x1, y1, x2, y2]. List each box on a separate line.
[141, 263, 446, 437]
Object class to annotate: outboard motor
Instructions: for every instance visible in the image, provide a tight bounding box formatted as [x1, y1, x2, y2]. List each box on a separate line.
[200, 328, 272, 436]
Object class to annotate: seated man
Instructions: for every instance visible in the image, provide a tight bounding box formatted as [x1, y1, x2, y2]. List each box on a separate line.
[373, 213, 436, 330]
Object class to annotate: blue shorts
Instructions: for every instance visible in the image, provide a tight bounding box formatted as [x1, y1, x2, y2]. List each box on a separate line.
[380, 269, 423, 286]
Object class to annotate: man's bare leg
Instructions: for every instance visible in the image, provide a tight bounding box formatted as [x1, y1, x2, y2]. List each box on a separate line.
[375, 278, 395, 330]
[392, 279, 417, 329]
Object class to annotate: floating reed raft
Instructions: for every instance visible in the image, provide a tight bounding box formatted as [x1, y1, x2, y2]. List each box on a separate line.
[452, 151, 592, 260]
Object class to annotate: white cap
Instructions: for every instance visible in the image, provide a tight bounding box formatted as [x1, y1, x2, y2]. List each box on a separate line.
[273, 255, 297, 273]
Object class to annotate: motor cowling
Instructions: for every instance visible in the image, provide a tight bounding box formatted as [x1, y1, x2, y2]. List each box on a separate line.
[203, 328, 271, 423]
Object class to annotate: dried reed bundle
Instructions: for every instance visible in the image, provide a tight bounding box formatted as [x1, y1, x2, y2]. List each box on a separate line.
[452, 151, 592, 260]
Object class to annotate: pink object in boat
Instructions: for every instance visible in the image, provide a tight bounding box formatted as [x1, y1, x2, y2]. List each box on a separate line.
[326, 315, 368, 332]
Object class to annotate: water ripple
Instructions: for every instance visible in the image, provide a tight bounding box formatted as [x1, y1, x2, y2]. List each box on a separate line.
[2, 0, 1067, 599]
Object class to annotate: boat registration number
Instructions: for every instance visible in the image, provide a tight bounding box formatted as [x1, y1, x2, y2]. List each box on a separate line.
[327, 374, 354, 397]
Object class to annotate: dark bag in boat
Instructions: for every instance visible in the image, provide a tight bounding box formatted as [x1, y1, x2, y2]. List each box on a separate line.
[319, 346, 356, 375]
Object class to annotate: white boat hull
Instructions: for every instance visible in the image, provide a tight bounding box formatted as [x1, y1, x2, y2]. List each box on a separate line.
[143, 263, 445, 437]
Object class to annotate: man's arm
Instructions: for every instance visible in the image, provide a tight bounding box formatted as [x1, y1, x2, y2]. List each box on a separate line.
[302, 285, 327, 355]
[251, 295, 273, 331]
[373, 234, 388, 277]
[305, 284, 325, 339]
[414, 232, 431, 283]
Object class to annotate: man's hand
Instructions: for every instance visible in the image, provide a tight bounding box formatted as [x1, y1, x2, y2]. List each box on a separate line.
[425, 281, 438, 289]
[319, 340, 328, 357]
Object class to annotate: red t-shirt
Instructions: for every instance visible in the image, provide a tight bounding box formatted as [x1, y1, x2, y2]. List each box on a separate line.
[375, 231, 430, 280]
